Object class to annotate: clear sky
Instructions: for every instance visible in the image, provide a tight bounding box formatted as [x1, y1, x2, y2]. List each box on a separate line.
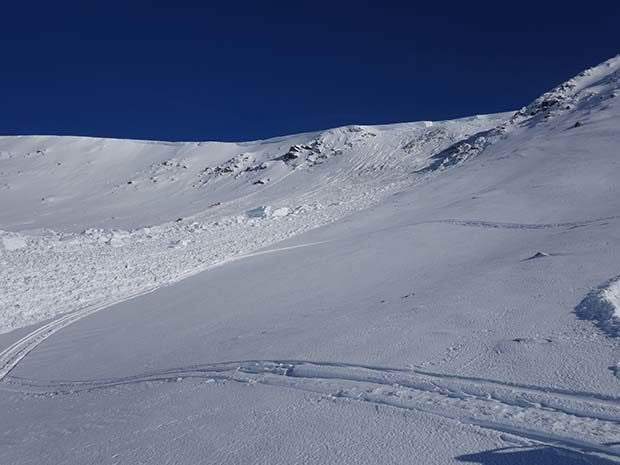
[1, 1, 619, 141]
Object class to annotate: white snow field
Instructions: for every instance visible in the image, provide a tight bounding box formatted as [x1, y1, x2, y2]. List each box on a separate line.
[0, 114, 508, 332]
[1, 55, 620, 464]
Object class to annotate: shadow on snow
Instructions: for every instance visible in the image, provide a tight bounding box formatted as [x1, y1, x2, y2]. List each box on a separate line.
[457, 445, 619, 465]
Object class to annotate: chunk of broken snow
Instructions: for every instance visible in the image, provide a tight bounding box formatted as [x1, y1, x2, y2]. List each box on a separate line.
[1, 236, 27, 251]
[169, 239, 190, 248]
[576, 277, 620, 336]
[246, 206, 272, 218]
[107, 237, 126, 247]
[272, 207, 290, 217]
[604, 280, 620, 320]
[107, 231, 130, 247]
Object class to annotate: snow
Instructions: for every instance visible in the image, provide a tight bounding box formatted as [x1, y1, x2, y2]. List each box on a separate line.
[1, 55, 620, 464]
[272, 207, 291, 217]
[246, 205, 273, 218]
[0, 114, 509, 333]
[0, 234, 27, 251]
[607, 280, 620, 320]
[577, 276, 620, 336]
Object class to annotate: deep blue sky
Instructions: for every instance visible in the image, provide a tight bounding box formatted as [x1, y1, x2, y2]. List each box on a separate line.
[1, 1, 619, 141]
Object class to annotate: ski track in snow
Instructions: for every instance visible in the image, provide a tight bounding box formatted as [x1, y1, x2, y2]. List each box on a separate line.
[3, 88, 618, 337]
[1, 56, 620, 463]
[0, 241, 328, 382]
[0, 186, 388, 333]
[2, 213, 617, 382]
[0, 113, 515, 334]
[3, 359, 620, 460]
[432, 216, 620, 230]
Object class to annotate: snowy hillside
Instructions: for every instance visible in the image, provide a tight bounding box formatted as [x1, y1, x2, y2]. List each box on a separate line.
[1, 55, 620, 464]
[0, 115, 509, 233]
[0, 114, 508, 331]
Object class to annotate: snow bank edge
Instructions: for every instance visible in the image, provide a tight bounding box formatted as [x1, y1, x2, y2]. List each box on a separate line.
[576, 276, 620, 336]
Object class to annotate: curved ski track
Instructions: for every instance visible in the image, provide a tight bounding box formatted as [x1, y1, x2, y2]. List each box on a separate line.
[1, 215, 617, 383]
[0, 241, 327, 381]
[3, 359, 620, 460]
[2, 217, 620, 461]
[430, 216, 619, 231]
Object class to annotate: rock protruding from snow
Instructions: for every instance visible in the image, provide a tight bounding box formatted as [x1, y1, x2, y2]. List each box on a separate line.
[418, 54, 620, 174]
[416, 128, 500, 173]
[511, 54, 620, 125]
[525, 251, 550, 260]
[276, 140, 327, 167]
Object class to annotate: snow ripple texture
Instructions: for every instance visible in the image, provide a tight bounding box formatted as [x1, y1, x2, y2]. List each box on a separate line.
[3, 360, 620, 459]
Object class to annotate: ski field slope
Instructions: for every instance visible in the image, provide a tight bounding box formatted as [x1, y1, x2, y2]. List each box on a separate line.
[0, 55, 619, 464]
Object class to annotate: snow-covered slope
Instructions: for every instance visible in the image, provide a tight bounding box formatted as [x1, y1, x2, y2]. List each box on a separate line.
[0, 115, 506, 233]
[0, 114, 509, 332]
[1, 55, 620, 465]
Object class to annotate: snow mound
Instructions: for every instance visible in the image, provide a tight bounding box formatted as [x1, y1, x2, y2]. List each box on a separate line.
[245, 206, 291, 219]
[272, 207, 291, 218]
[246, 206, 272, 218]
[0, 234, 27, 251]
[575, 276, 620, 336]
